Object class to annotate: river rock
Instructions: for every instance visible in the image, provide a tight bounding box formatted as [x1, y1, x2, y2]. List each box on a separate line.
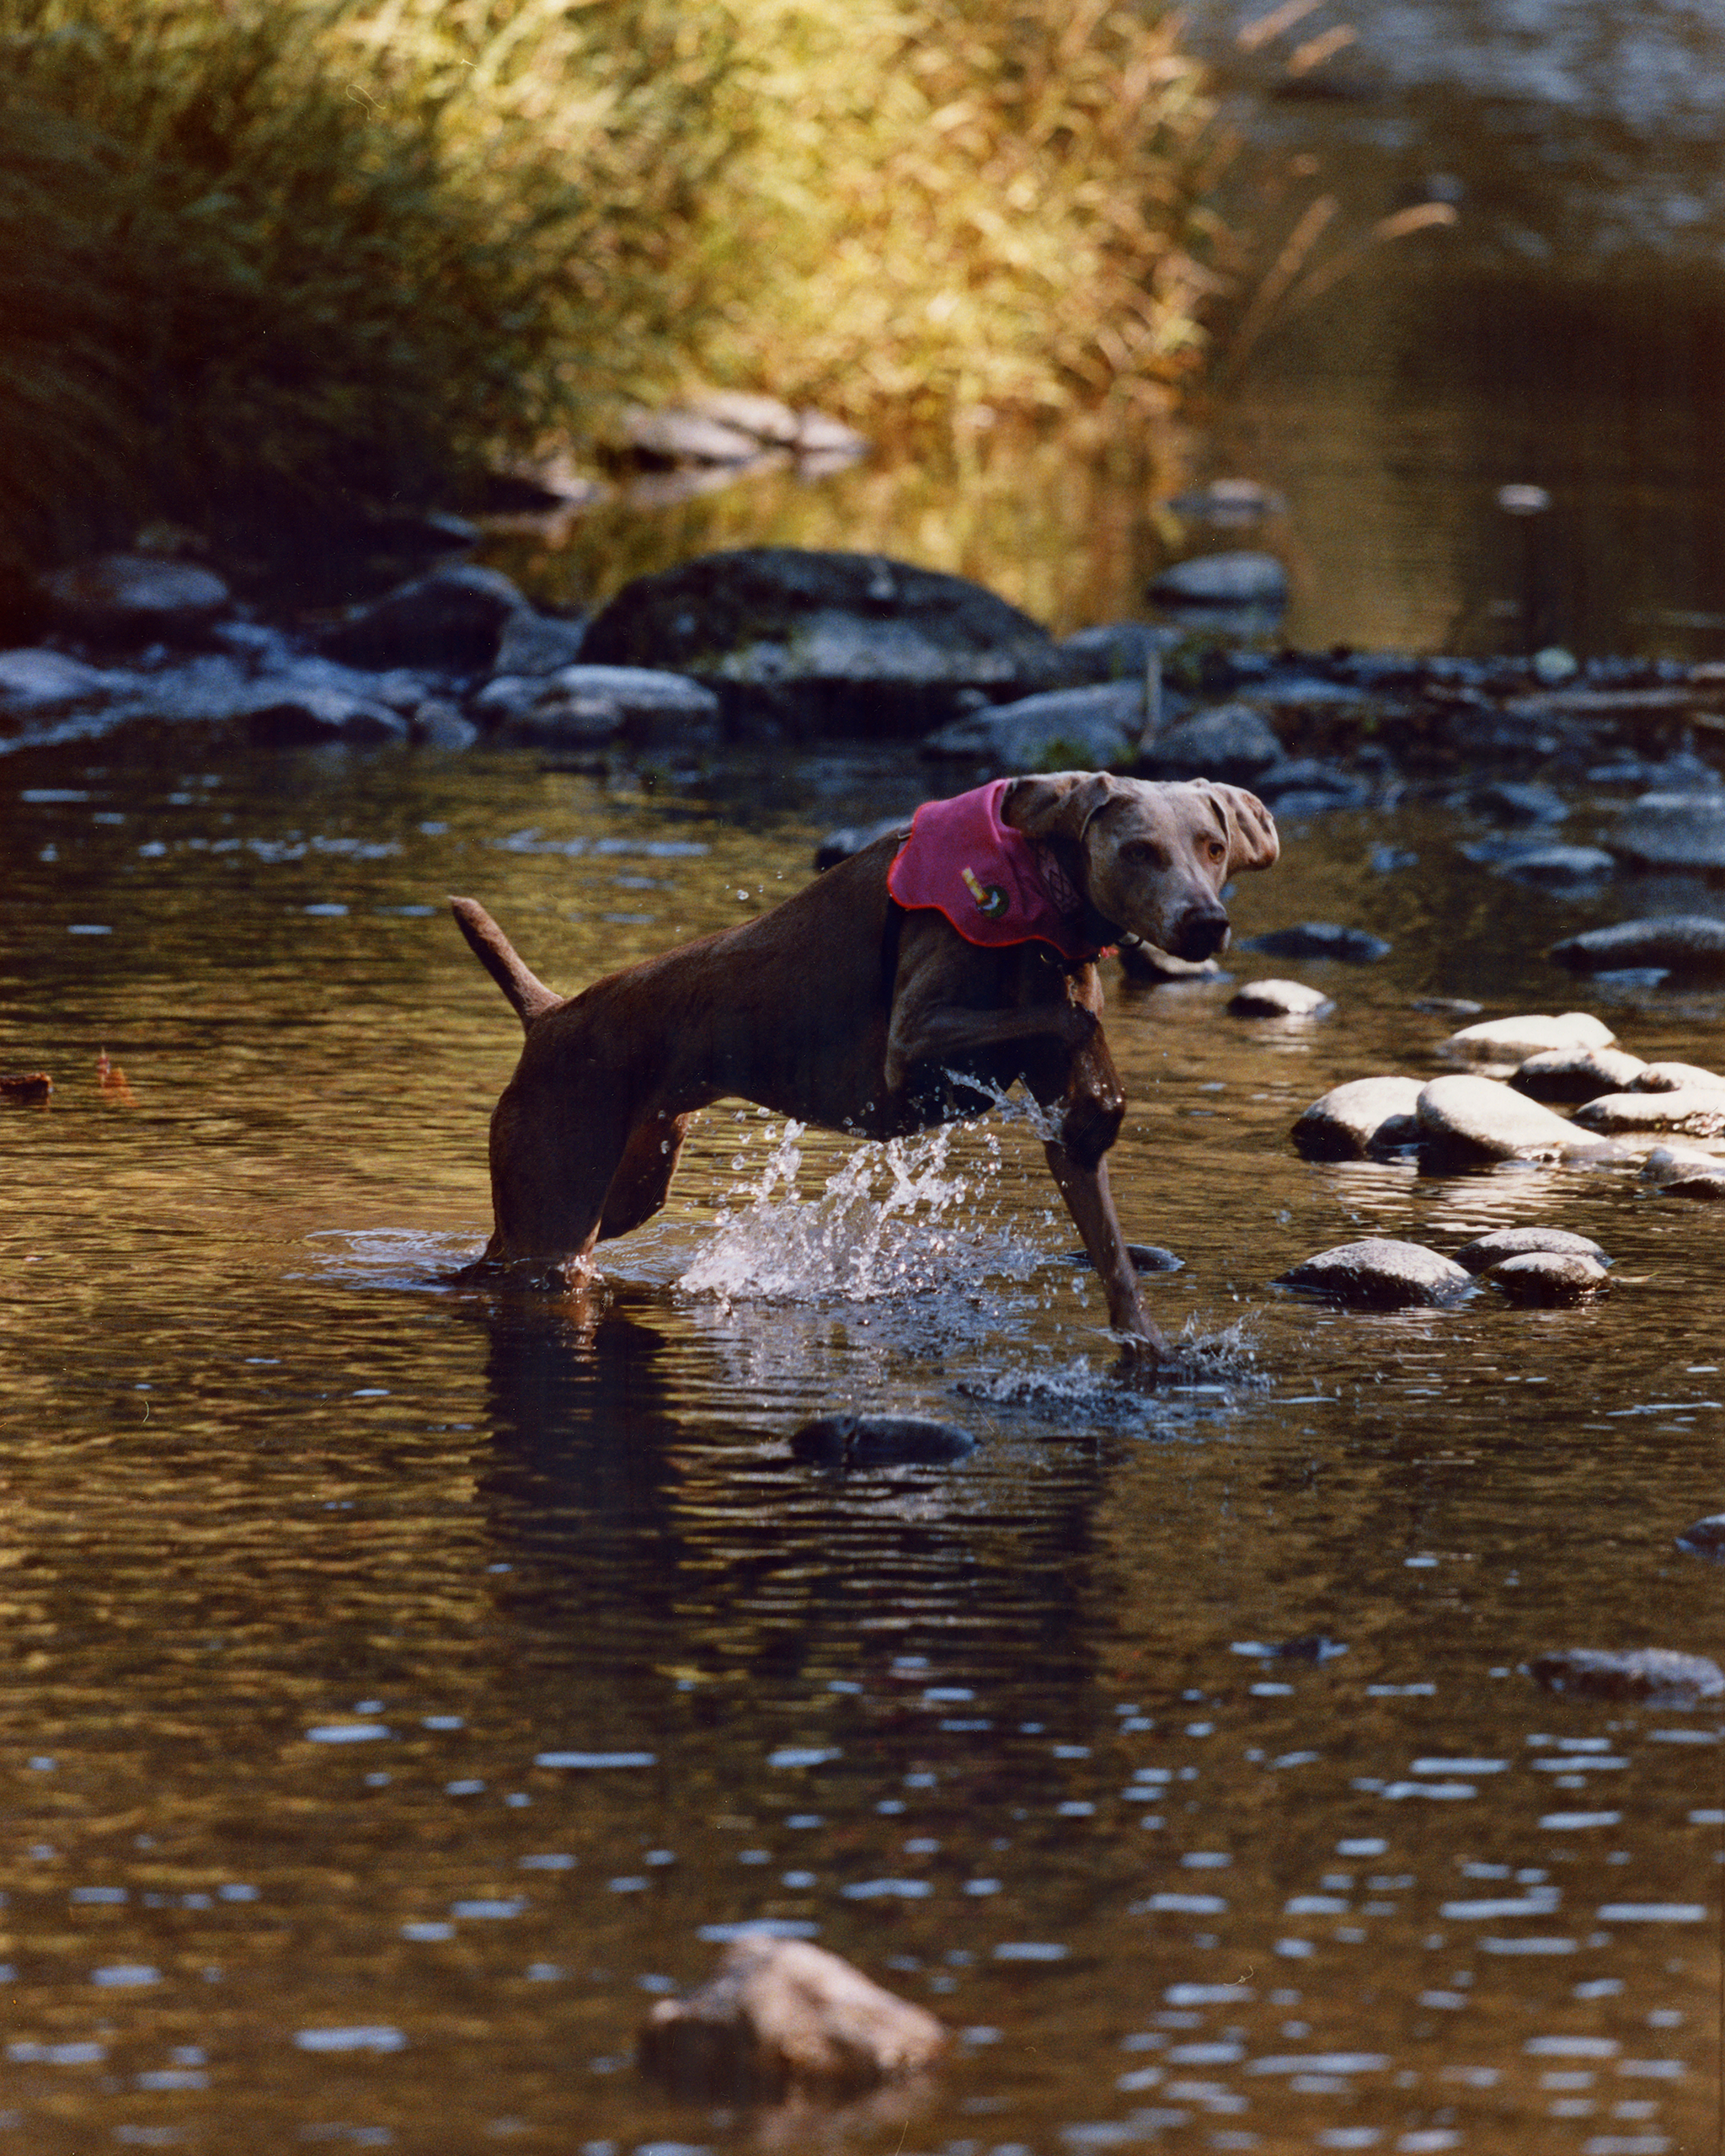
[1253, 759, 1371, 814]
[790, 1415, 977, 1469]
[320, 563, 527, 670]
[1527, 1647, 1724, 1707]
[1509, 1046, 1648, 1103]
[814, 815, 911, 870]
[1241, 922, 1391, 963]
[1227, 978, 1334, 1019]
[475, 664, 721, 749]
[579, 547, 1060, 736]
[1611, 791, 1725, 871]
[1055, 621, 1178, 685]
[1483, 1251, 1610, 1305]
[921, 680, 1146, 771]
[1493, 844, 1616, 888]
[1572, 1087, 1725, 1139]
[238, 683, 409, 746]
[1148, 551, 1288, 609]
[1675, 1514, 1725, 1560]
[1642, 1145, 1725, 1201]
[491, 608, 588, 677]
[408, 701, 479, 751]
[1548, 915, 1725, 979]
[1470, 778, 1567, 824]
[37, 552, 231, 643]
[1453, 1226, 1610, 1273]
[638, 1933, 946, 2099]
[1415, 1074, 1610, 1164]
[1632, 1059, 1725, 1091]
[1290, 1075, 1425, 1160]
[1139, 703, 1284, 783]
[624, 403, 770, 466]
[0, 1072, 52, 1105]
[1276, 1237, 1473, 1309]
[0, 647, 127, 716]
[1061, 1242, 1183, 1273]
[1436, 1012, 1616, 1067]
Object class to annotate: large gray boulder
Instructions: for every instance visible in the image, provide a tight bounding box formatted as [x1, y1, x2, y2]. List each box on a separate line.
[1139, 702, 1284, 782]
[1415, 1075, 1613, 1164]
[921, 679, 1146, 771]
[37, 552, 231, 643]
[578, 548, 1060, 736]
[638, 1933, 946, 2100]
[1277, 1237, 1473, 1309]
[1548, 915, 1725, 980]
[1610, 792, 1725, 871]
[320, 563, 528, 670]
[1290, 1075, 1424, 1160]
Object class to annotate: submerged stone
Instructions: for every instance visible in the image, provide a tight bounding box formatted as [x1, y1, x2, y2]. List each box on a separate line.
[790, 1415, 977, 1469]
[1276, 1237, 1473, 1310]
[1452, 1226, 1610, 1274]
[1242, 922, 1391, 963]
[1527, 1648, 1724, 1707]
[1642, 1145, 1725, 1201]
[1227, 978, 1334, 1019]
[639, 1933, 946, 2100]
[1549, 915, 1725, 979]
[1060, 1243, 1183, 1273]
[1675, 1514, 1725, 1561]
[1483, 1251, 1610, 1305]
[1291, 1076, 1425, 1161]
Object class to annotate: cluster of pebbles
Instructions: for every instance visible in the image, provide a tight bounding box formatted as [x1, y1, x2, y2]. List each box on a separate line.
[1274, 1008, 1725, 1311]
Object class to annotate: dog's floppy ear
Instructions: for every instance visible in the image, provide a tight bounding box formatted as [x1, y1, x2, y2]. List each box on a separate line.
[1194, 781, 1279, 874]
[1001, 770, 1120, 841]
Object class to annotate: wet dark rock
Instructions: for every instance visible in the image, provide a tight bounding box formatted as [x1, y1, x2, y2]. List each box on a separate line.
[1633, 1059, 1725, 1091]
[814, 815, 911, 871]
[1410, 995, 1482, 1017]
[1642, 1145, 1725, 1201]
[1436, 1012, 1616, 1068]
[409, 702, 480, 751]
[1415, 1075, 1615, 1165]
[1138, 702, 1284, 782]
[0, 1072, 52, 1105]
[1055, 621, 1180, 684]
[320, 563, 527, 671]
[1675, 1514, 1725, 1561]
[1549, 915, 1725, 980]
[475, 664, 722, 750]
[1572, 1087, 1725, 1140]
[1227, 978, 1333, 1019]
[638, 1933, 946, 2100]
[1290, 1075, 1425, 1161]
[1242, 922, 1391, 963]
[240, 684, 409, 746]
[1276, 1237, 1473, 1310]
[1147, 551, 1288, 609]
[37, 552, 231, 643]
[1470, 779, 1567, 824]
[1453, 1226, 1610, 1273]
[579, 548, 1060, 737]
[1253, 759, 1370, 813]
[1611, 791, 1725, 871]
[921, 680, 1146, 771]
[1483, 1251, 1610, 1305]
[491, 608, 588, 677]
[1510, 1046, 1648, 1104]
[790, 1415, 977, 1470]
[1060, 1243, 1183, 1273]
[1527, 1647, 1724, 1707]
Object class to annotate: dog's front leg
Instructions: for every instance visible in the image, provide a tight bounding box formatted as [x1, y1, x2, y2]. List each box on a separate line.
[1041, 1034, 1167, 1369]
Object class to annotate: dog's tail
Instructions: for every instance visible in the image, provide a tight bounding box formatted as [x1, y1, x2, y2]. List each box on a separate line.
[450, 897, 562, 1033]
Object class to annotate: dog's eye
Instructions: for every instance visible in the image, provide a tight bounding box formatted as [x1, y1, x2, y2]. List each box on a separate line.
[1206, 838, 1227, 862]
[1119, 838, 1162, 867]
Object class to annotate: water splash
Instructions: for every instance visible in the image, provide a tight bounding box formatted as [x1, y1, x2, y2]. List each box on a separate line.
[677, 1120, 1041, 1305]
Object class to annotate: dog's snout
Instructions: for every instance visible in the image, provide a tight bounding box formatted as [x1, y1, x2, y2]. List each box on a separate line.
[1169, 899, 1231, 962]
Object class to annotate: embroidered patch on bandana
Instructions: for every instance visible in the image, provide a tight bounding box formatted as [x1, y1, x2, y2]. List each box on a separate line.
[887, 779, 1108, 961]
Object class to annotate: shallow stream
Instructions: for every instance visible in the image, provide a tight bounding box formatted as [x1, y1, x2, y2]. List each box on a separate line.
[1, 740, 1718, 2153]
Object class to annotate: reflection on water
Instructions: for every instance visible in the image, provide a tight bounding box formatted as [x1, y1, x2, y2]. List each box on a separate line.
[0, 741, 1718, 2151]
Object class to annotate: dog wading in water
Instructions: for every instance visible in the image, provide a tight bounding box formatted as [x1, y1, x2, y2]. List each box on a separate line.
[451, 771, 1278, 1371]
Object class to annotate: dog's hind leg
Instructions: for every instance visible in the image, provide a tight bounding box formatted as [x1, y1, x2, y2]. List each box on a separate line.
[596, 1109, 693, 1241]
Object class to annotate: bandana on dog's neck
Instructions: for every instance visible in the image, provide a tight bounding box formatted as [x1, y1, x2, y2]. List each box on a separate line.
[887, 778, 1110, 962]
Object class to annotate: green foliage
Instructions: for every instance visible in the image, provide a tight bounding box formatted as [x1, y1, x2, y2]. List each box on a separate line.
[0, 0, 1221, 574]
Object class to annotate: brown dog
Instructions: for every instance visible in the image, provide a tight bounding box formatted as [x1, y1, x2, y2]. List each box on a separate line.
[451, 771, 1277, 1366]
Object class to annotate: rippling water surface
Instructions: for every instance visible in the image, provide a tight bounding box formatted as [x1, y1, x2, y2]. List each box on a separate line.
[0, 741, 1718, 2153]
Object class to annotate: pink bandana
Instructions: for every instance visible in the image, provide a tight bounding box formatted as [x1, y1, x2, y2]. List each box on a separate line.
[888, 779, 1107, 962]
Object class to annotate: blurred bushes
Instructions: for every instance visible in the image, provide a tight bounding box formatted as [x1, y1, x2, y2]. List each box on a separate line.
[0, 0, 1220, 574]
